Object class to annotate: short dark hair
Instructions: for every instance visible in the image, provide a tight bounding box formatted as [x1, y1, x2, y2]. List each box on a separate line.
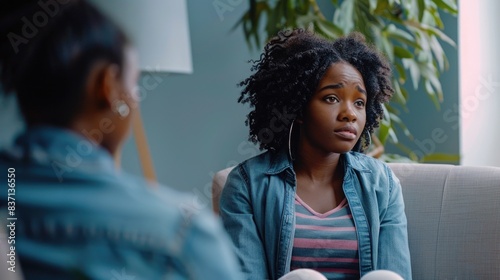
[0, 0, 130, 126]
[238, 29, 394, 152]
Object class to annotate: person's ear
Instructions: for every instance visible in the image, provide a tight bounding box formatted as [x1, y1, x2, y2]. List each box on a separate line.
[99, 64, 121, 109]
[88, 63, 121, 111]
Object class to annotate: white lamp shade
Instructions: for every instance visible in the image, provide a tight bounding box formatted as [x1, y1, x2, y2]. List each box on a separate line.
[90, 0, 193, 74]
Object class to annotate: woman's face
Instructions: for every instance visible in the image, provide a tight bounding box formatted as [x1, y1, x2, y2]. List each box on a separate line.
[299, 62, 367, 154]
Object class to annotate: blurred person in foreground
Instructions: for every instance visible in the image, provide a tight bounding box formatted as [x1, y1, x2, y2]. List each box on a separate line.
[0, 0, 241, 279]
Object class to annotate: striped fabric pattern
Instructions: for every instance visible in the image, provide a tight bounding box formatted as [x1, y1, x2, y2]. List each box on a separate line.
[291, 196, 360, 280]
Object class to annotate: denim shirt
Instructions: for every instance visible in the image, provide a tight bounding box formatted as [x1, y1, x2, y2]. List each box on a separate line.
[219, 149, 412, 280]
[0, 126, 242, 280]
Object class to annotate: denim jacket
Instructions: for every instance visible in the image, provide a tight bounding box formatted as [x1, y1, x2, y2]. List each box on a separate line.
[0, 126, 242, 280]
[219, 149, 412, 280]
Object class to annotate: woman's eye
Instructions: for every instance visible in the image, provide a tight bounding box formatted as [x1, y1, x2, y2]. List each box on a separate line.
[355, 100, 365, 107]
[324, 96, 338, 103]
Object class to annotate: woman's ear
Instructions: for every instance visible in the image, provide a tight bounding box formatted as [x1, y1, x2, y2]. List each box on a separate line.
[99, 64, 121, 108]
[87, 62, 121, 111]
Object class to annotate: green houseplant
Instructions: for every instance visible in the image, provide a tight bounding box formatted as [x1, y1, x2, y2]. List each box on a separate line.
[234, 0, 458, 162]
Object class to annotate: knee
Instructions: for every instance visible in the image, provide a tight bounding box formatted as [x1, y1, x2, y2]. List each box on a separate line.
[360, 270, 404, 280]
[278, 269, 328, 280]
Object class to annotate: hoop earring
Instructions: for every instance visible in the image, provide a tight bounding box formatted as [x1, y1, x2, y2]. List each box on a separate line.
[364, 130, 372, 149]
[288, 120, 295, 161]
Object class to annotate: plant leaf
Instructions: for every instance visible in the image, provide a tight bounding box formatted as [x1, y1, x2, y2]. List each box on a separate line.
[421, 24, 456, 47]
[314, 19, 343, 38]
[432, 0, 458, 14]
[333, 0, 355, 34]
[378, 120, 391, 144]
[369, 0, 378, 12]
[394, 46, 413, 58]
[420, 153, 460, 163]
[424, 79, 441, 110]
[392, 78, 406, 105]
[386, 25, 421, 50]
[417, 0, 426, 21]
[395, 61, 407, 83]
[402, 58, 421, 89]
[429, 34, 447, 70]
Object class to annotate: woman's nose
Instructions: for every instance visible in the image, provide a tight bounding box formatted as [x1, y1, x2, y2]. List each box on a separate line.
[337, 103, 357, 122]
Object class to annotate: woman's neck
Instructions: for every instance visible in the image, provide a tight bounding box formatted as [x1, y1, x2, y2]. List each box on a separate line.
[293, 143, 344, 184]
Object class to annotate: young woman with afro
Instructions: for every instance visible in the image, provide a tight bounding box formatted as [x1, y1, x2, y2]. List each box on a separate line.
[219, 29, 412, 280]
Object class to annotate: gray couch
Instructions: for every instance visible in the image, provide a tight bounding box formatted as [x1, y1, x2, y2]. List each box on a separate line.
[212, 163, 500, 280]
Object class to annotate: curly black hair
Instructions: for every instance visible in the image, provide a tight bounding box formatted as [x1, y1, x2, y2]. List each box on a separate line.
[238, 29, 393, 153]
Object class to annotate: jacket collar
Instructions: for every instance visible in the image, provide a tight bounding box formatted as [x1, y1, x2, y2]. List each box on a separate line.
[342, 151, 373, 173]
[4, 125, 116, 173]
[265, 147, 294, 175]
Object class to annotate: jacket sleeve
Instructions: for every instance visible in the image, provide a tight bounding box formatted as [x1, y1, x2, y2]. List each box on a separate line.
[377, 167, 412, 280]
[219, 166, 270, 280]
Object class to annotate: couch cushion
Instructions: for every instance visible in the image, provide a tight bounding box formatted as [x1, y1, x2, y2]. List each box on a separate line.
[389, 163, 500, 280]
[389, 163, 450, 280]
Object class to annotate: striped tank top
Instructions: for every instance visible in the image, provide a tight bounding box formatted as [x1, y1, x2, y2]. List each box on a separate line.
[291, 195, 360, 280]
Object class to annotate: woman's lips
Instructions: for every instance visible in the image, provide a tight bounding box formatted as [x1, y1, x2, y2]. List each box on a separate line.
[334, 125, 358, 140]
[334, 131, 357, 140]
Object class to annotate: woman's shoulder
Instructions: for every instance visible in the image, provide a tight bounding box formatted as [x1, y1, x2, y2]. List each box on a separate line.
[345, 152, 401, 193]
[237, 150, 273, 167]
[345, 151, 391, 171]
[345, 151, 395, 183]
[228, 150, 269, 176]
[236, 149, 291, 174]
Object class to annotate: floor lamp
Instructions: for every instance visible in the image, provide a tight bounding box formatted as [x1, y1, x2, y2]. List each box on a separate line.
[90, 0, 193, 183]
